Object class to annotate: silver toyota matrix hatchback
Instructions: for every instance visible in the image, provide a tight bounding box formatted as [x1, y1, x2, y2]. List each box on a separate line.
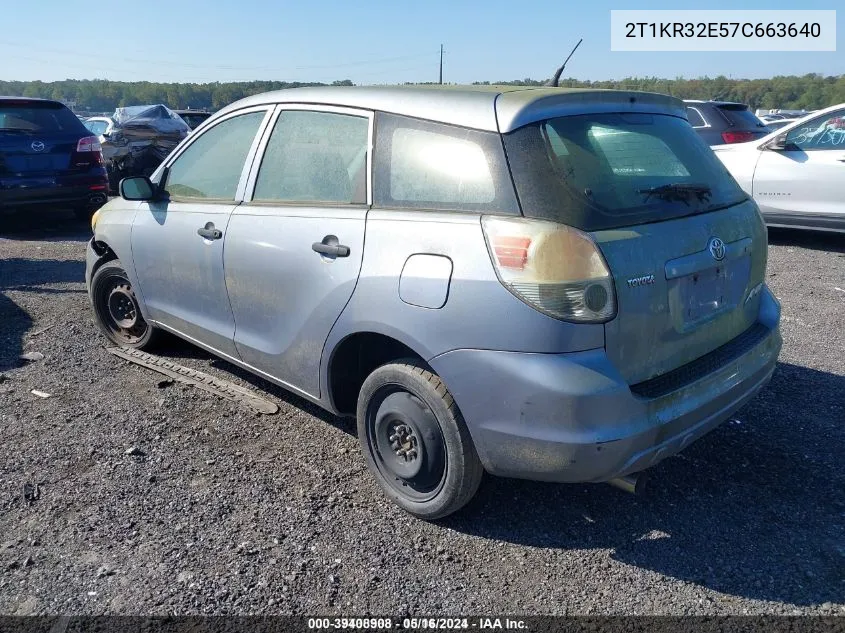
[86, 86, 782, 519]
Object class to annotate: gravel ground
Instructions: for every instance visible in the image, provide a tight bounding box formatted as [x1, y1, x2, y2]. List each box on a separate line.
[0, 210, 843, 616]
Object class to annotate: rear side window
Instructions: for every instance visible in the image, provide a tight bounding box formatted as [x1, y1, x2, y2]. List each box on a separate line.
[165, 111, 265, 200]
[503, 112, 747, 231]
[374, 113, 519, 214]
[0, 101, 87, 134]
[253, 110, 369, 204]
[685, 107, 706, 128]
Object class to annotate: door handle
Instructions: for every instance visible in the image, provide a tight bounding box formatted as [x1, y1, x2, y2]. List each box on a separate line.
[197, 222, 222, 240]
[312, 235, 350, 258]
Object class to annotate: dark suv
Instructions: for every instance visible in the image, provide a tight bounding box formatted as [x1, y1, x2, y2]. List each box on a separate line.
[1, 97, 109, 220]
[684, 100, 771, 146]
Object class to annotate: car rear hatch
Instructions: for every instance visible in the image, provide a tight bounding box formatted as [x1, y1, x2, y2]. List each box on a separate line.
[593, 200, 766, 385]
[714, 102, 771, 143]
[501, 96, 768, 387]
[0, 100, 88, 184]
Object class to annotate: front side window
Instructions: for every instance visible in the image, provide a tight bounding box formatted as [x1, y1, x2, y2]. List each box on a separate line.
[504, 112, 747, 231]
[253, 110, 369, 204]
[785, 109, 845, 151]
[165, 111, 265, 200]
[373, 113, 519, 214]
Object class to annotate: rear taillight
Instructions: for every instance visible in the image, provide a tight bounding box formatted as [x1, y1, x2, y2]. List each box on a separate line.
[72, 135, 104, 167]
[77, 136, 102, 152]
[482, 216, 617, 323]
[721, 131, 758, 144]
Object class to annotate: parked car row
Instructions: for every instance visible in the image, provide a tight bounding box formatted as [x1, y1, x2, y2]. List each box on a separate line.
[684, 99, 772, 145]
[681, 100, 844, 232]
[714, 104, 845, 233]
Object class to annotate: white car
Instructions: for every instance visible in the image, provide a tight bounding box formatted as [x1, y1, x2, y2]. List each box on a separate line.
[714, 103, 845, 233]
[763, 118, 800, 132]
[83, 116, 114, 141]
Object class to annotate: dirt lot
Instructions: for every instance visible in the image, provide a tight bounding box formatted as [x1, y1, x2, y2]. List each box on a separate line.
[1, 210, 843, 616]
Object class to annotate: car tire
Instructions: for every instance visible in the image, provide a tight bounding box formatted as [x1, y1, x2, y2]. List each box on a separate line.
[357, 359, 483, 520]
[90, 260, 160, 350]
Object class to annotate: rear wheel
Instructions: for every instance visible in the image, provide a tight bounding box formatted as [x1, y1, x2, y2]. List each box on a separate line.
[357, 359, 483, 520]
[90, 260, 159, 349]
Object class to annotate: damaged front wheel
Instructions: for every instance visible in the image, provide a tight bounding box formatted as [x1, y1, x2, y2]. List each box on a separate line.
[90, 260, 160, 349]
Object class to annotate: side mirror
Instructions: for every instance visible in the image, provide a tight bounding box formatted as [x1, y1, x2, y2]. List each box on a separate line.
[119, 176, 156, 201]
[763, 133, 794, 151]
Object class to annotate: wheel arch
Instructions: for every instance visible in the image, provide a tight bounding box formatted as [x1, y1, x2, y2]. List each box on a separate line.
[323, 329, 434, 416]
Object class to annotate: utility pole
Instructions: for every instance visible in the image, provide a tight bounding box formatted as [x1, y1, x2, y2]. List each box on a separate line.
[439, 44, 443, 85]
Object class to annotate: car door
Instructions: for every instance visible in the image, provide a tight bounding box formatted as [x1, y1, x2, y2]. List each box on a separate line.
[752, 108, 845, 224]
[131, 107, 272, 357]
[223, 105, 372, 397]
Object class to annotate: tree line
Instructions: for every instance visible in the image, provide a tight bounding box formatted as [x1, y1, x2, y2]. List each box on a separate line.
[1, 74, 842, 113]
[474, 74, 845, 111]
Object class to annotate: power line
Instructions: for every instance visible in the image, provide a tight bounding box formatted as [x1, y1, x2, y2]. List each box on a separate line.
[0, 40, 439, 73]
[1, 52, 440, 85]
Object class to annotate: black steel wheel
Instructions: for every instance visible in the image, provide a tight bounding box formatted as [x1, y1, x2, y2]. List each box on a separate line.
[357, 359, 483, 520]
[90, 260, 159, 349]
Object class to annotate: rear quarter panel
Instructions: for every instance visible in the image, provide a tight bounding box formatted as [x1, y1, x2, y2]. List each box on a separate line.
[320, 209, 605, 396]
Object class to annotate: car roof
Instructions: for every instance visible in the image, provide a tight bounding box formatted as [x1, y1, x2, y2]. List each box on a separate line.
[0, 96, 64, 105]
[218, 85, 686, 133]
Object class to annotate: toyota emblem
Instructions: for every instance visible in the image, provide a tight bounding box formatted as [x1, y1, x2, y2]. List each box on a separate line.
[708, 237, 726, 261]
[31, 141, 46, 152]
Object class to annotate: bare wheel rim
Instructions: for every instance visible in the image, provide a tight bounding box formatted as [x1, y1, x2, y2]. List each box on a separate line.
[366, 386, 448, 503]
[95, 271, 148, 344]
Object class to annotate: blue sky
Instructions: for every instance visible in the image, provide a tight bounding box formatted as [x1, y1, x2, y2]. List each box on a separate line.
[2, 0, 841, 84]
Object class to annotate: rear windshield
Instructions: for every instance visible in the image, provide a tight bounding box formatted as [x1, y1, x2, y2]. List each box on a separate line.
[0, 101, 88, 134]
[503, 112, 748, 231]
[717, 104, 769, 130]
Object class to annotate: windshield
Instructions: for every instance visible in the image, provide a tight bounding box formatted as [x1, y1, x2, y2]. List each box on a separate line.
[0, 101, 88, 134]
[503, 112, 748, 231]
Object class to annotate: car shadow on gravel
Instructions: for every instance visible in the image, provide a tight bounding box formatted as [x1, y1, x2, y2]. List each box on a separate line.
[0, 258, 86, 371]
[443, 361, 844, 607]
[0, 209, 92, 242]
[0, 292, 33, 372]
[767, 227, 845, 254]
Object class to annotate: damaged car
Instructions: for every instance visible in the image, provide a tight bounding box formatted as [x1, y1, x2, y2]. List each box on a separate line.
[86, 86, 782, 519]
[101, 104, 190, 192]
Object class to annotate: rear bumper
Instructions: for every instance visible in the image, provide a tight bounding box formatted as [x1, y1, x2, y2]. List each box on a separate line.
[429, 286, 782, 483]
[0, 172, 109, 211]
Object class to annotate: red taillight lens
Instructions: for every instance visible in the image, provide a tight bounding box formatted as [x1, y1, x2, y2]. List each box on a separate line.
[491, 236, 531, 270]
[77, 136, 102, 152]
[721, 131, 757, 144]
[72, 135, 104, 167]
